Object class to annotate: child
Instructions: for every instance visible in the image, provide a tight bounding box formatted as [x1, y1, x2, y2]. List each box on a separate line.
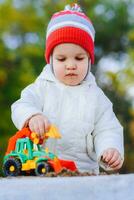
[11, 4, 124, 174]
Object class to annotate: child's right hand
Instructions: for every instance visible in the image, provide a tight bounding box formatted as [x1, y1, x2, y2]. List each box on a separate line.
[28, 114, 51, 139]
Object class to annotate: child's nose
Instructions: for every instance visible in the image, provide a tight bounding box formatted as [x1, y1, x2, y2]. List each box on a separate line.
[66, 62, 77, 70]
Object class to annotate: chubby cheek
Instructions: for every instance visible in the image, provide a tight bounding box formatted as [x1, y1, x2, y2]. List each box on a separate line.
[53, 66, 65, 80]
[79, 65, 89, 80]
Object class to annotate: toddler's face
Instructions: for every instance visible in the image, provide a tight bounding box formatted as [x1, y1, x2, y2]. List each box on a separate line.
[52, 43, 89, 86]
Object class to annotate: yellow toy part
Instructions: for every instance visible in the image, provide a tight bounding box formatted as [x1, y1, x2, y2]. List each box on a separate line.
[45, 125, 61, 139]
[9, 165, 15, 172]
[22, 159, 36, 171]
[45, 147, 49, 153]
[31, 132, 39, 144]
[31, 125, 61, 144]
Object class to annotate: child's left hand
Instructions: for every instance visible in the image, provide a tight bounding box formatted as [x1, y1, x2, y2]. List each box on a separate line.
[101, 148, 123, 170]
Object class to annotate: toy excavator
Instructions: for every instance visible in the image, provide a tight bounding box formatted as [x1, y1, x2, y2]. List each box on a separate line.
[3, 125, 77, 176]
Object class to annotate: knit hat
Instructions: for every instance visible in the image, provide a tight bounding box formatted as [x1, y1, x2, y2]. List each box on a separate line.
[45, 4, 95, 64]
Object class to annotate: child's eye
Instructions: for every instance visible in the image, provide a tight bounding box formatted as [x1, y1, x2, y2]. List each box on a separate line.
[75, 57, 84, 61]
[57, 58, 66, 62]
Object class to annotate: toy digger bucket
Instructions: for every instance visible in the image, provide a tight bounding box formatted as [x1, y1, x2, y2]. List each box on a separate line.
[48, 157, 63, 173]
[45, 125, 61, 139]
[58, 159, 77, 171]
[48, 158, 77, 173]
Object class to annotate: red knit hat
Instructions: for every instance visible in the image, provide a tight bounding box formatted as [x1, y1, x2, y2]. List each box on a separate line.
[45, 4, 95, 64]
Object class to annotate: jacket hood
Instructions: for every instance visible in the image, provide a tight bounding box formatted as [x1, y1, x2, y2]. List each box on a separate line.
[37, 64, 97, 86]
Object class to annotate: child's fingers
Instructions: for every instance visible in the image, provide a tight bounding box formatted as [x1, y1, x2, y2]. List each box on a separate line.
[36, 116, 50, 135]
[107, 151, 119, 165]
[101, 150, 109, 162]
[102, 151, 107, 160]
[29, 118, 44, 139]
[28, 114, 51, 139]
[102, 150, 114, 163]
[29, 118, 35, 132]
[43, 117, 51, 132]
[101, 148, 123, 170]
[110, 158, 123, 170]
[109, 157, 121, 168]
[32, 121, 42, 136]
[37, 119, 46, 138]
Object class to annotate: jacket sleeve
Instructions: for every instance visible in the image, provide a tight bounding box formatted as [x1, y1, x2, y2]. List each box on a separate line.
[11, 78, 45, 130]
[92, 88, 124, 171]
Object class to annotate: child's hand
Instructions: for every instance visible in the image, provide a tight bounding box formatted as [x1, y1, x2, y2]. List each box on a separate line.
[28, 114, 51, 139]
[101, 148, 123, 170]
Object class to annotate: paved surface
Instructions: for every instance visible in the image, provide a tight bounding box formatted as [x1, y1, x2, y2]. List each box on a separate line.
[0, 174, 134, 200]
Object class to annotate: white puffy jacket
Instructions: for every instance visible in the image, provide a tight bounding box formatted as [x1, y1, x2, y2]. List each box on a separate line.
[11, 64, 124, 174]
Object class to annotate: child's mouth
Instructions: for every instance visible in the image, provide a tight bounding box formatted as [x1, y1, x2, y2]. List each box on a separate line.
[65, 73, 78, 77]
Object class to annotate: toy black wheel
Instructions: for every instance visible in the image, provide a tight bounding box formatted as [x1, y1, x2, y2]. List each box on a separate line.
[3, 157, 22, 176]
[35, 162, 50, 176]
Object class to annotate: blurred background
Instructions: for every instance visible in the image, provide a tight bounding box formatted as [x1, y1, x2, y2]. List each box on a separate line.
[0, 0, 134, 174]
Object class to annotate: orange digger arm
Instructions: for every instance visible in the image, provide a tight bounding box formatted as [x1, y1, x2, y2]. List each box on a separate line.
[6, 125, 61, 155]
[6, 128, 32, 155]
